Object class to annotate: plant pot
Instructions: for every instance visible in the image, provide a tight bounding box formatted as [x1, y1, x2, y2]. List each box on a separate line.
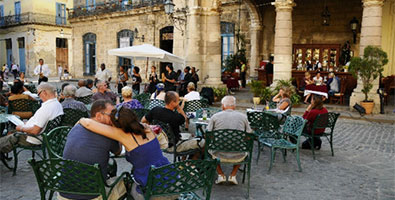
[360, 101, 374, 114]
[253, 97, 261, 105]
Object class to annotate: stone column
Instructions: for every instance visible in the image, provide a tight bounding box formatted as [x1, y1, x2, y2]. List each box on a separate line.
[272, 0, 295, 83]
[185, 7, 203, 78]
[349, 0, 384, 113]
[199, 0, 223, 86]
[249, 20, 262, 79]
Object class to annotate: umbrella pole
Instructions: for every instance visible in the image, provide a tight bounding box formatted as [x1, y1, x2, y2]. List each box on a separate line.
[146, 57, 149, 80]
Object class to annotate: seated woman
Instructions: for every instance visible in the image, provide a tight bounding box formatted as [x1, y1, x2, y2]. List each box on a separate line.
[80, 107, 170, 200]
[303, 72, 315, 104]
[9, 81, 37, 119]
[272, 86, 291, 113]
[183, 82, 200, 102]
[327, 72, 340, 96]
[302, 94, 328, 150]
[313, 72, 323, 86]
[117, 86, 143, 110]
[150, 83, 166, 101]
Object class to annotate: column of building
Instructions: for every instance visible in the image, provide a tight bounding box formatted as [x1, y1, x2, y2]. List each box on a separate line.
[350, 0, 384, 113]
[249, 19, 262, 79]
[272, 0, 295, 83]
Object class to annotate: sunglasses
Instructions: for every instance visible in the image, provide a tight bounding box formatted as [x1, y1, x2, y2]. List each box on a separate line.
[38, 90, 43, 96]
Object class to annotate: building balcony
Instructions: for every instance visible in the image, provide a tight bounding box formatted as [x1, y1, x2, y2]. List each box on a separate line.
[0, 12, 69, 28]
[68, 0, 165, 19]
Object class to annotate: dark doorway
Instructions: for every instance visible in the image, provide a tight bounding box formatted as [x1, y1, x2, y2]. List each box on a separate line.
[159, 26, 174, 76]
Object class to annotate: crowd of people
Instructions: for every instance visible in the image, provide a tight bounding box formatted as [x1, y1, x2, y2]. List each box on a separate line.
[0, 58, 333, 199]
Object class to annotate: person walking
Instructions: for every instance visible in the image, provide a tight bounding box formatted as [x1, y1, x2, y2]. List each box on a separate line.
[33, 58, 50, 84]
[240, 61, 247, 88]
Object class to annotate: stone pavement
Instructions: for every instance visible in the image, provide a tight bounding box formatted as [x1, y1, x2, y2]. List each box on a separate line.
[1, 118, 394, 200]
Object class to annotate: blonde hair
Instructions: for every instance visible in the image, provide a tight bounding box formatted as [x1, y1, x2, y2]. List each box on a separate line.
[305, 71, 311, 77]
[280, 87, 291, 98]
[187, 82, 195, 91]
[121, 86, 133, 98]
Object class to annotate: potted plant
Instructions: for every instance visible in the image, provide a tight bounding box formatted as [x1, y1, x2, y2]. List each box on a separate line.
[349, 45, 388, 114]
[260, 87, 273, 105]
[248, 80, 264, 106]
[212, 87, 227, 102]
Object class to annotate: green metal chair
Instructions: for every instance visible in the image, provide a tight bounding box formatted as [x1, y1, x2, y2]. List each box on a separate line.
[10, 115, 63, 176]
[302, 112, 340, 160]
[259, 116, 307, 172]
[0, 106, 7, 114]
[24, 84, 38, 93]
[247, 111, 281, 163]
[8, 98, 40, 119]
[133, 92, 150, 102]
[147, 99, 165, 110]
[133, 108, 150, 121]
[204, 129, 254, 198]
[152, 120, 200, 163]
[143, 159, 219, 200]
[42, 126, 72, 159]
[76, 94, 93, 105]
[200, 97, 210, 108]
[184, 100, 203, 113]
[28, 158, 130, 200]
[61, 108, 89, 126]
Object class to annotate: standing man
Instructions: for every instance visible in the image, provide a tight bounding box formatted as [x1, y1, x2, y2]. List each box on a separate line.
[163, 65, 177, 92]
[95, 63, 112, 86]
[266, 57, 274, 86]
[11, 63, 18, 79]
[58, 65, 63, 80]
[240, 61, 247, 88]
[34, 58, 50, 84]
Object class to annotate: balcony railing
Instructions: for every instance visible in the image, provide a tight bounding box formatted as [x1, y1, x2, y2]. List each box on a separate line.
[0, 12, 69, 28]
[68, 0, 165, 19]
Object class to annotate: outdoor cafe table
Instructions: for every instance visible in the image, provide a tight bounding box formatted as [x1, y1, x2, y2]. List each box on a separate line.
[304, 84, 328, 98]
[192, 118, 210, 137]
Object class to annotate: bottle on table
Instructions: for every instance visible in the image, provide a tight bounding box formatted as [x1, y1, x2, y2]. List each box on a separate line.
[202, 110, 207, 121]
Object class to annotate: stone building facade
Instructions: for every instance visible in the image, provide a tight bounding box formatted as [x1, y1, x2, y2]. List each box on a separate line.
[69, 0, 394, 113]
[0, 0, 73, 78]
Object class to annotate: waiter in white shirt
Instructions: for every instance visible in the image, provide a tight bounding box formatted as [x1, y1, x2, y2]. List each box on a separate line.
[34, 58, 50, 84]
[95, 63, 112, 86]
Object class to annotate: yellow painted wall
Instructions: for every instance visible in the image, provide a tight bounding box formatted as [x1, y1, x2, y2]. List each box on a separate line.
[382, 0, 395, 76]
[0, 0, 73, 16]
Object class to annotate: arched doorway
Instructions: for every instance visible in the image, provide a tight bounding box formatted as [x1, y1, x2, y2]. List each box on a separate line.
[117, 29, 134, 72]
[159, 26, 174, 75]
[83, 33, 96, 75]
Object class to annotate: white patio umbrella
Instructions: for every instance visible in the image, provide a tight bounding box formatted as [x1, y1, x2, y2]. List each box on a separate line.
[108, 44, 185, 79]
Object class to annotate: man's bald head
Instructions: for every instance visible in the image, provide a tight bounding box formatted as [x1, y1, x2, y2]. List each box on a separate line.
[78, 79, 86, 87]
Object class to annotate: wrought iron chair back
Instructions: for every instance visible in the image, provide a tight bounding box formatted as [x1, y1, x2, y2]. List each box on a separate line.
[76, 94, 93, 105]
[247, 111, 280, 133]
[144, 159, 219, 200]
[282, 116, 307, 144]
[29, 158, 128, 200]
[43, 126, 72, 159]
[8, 99, 39, 115]
[184, 100, 203, 113]
[133, 92, 150, 102]
[61, 108, 89, 126]
[24, 84, 38, 93]
[148, 99, 165, 110]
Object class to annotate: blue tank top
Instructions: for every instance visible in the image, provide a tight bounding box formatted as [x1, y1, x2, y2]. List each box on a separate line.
[125, 137, 170, 189]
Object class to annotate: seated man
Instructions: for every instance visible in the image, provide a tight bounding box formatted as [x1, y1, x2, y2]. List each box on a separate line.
[0, 83, 63, 152]
[142, 91, 203, 155]
[75, 79, 93, 98]
[92, 81, 119, 104]
[207, 96, 252, 185]
[61, 99, 124, 200]
[61, 85, 89, 114]
[327, 72, 340, 96]
[8, 81, 37, 119]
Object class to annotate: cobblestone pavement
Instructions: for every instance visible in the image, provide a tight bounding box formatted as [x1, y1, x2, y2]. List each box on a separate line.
[1, 118, 394, 200]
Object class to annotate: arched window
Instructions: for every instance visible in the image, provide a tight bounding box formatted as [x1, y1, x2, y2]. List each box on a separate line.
[117, 29, 134, 71]
[221, 22, 235, 68]
[83, 33, 96, 75]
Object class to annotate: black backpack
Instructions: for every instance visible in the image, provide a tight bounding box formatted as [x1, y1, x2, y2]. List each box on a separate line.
[200, 87, 214, 105]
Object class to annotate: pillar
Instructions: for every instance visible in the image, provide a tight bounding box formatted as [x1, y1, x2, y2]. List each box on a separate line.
[249, 20, 262, 79]
[350, 0, 384, 114]
[272, 0, 295, 83]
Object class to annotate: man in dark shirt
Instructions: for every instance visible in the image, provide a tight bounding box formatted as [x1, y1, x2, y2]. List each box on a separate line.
[266, 58, 274, 86]
[180, 66, 192, 96]
[142, 91, 186, 145]
[163, 65, 177, 92]
[92, 80, 119, 104]
[61, 100, 121, 199]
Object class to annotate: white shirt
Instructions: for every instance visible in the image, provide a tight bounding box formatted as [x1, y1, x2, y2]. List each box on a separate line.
[58, 66, 63, 76]
[95, 69, 112, 82]
[11, 64, 18, 70]
[75, 86, 93, 97]
[23, 91, 39, 100]
[184, 91, 200, 101]
[34, 64, 50, 77]
[24, 98, 64, 144]
[313, 76, 323, 85]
